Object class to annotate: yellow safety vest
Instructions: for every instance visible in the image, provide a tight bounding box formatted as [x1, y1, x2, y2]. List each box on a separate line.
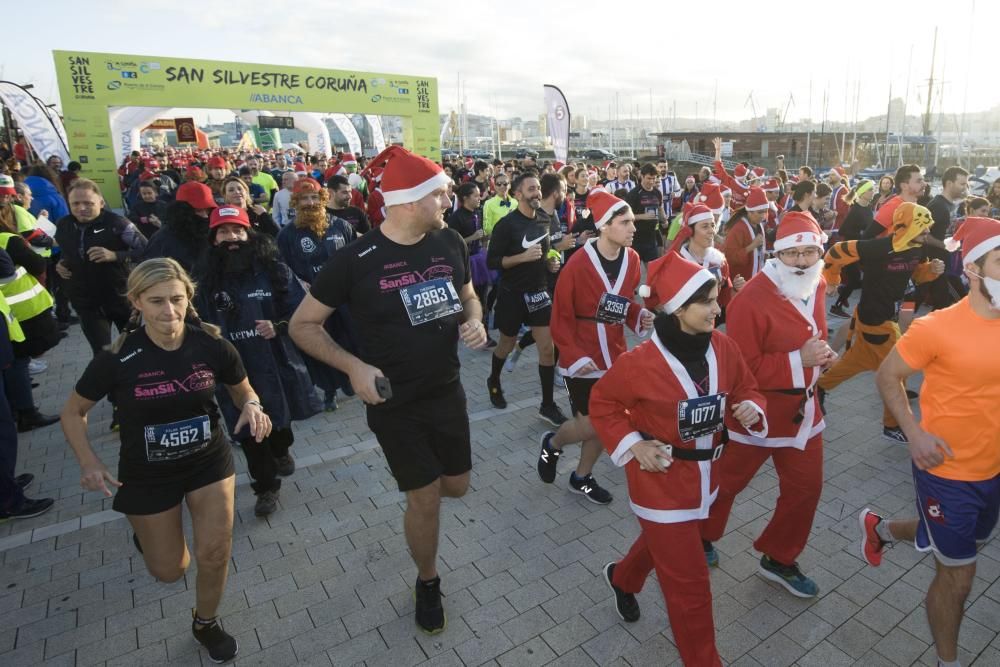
[0, 232, 54, 323]
[0, 291, 24, 343]
[13, 206, 52, 258]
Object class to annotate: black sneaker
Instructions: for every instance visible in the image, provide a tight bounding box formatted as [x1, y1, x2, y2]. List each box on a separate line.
[882, 426, 908, 444]
[254, 489, 279, 517]
[414, 576, 446, 634]
[0, 497, 54, 522]
[487, 376, 507, 409]
[275, 454, 295, 477]
[538, 402, 567, 426]
[324, 394, 339, 412]
[569, 473, 613, 505]
[192, 612, 239, 663]
[602, 562, 639, 622]
[536, 431, 561, 483]
[758, 555, 818, 598]
[829, 303, 851, 318]
[15, 473, 33, 491]
[16, 410, 59, 433]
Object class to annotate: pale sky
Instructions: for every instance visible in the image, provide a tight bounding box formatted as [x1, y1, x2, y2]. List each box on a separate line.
[4, 0, 995, 126]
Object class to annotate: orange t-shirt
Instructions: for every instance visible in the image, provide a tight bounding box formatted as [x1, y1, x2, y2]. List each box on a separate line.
[896, 298, 1000, 481]
[873, 195, 901, 232]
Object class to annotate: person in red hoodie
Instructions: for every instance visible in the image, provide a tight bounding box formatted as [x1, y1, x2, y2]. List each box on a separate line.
[540, 190, 653, 504]
[591, 251, 766, 667]
[723, 186, 769, 283]
[701, 212, 837, 598]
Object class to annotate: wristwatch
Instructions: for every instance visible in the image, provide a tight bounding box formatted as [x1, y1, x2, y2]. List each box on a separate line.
[244, 399, 263, 410]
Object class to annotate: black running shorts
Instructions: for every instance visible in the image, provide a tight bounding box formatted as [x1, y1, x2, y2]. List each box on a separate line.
[566, 376, 599, 416]
[112, 446, 235, 516]
[493, 286, 552, 337]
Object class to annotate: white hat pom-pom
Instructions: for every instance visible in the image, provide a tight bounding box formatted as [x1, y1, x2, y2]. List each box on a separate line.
[944, 237, 961, 253]
[638, 285, 651, 298]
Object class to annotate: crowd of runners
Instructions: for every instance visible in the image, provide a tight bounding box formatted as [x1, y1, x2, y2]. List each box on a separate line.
[0, 136, 996, 666]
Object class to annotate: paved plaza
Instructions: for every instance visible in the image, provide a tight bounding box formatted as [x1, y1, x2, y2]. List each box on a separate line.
[1, 305, 999, 666]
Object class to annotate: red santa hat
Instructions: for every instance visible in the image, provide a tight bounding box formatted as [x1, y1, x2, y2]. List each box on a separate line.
[587, 189, 629, 229]
[744, 187, 769, 212]
[773, 211, 827, 252]
[341, 153, 357, 166]
[762, 178, 781, 193]
[553, 161, 565, 171]
[668, 202, 715, 255]
[209, 206, 250, 230]
[732, 163, 749, 180]
[697, 182, 725, 214]
[366, 146, 451, 207]
[637, 251, 716, 314]
[750, 166, 766, 182]
[945, 217, 1000, 265]
[830, 165, 847, 180]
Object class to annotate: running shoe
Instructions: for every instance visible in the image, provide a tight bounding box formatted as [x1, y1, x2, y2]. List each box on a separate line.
[15, 473, 33, 491]
[414, 576, 446, 634]
[192, 612, 239, 663]
[28, 359, 47, 375]
[324, 394, 339, 412]
[829, 304, 851, 318]
[504, 346, 523, 373]
[538, 402, 567, 426]
[536, 431, 561, 483]
[859, 508, 887, 567]
[0, 497, 54, 522]
[487, 377, 507, 409]
[275, 455, 295, 477]
[484, 336, 498, 349]
[553, 372, 566, 389]
[882, 426, 908, 444]
[602, 562, 640, 622]
[757, 555, 818, 598]
[254, 489, 279, 517]
[703, 540, 719, 568]
[569, 473, 612, 505]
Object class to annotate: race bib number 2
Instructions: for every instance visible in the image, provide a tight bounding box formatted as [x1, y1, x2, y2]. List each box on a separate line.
[399, 277, 463, 325]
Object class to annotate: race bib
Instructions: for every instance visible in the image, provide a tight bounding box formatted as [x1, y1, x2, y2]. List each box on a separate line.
[399, 277, 463, 326]
[645, 207, 659, 217]
[677, 392, 727, 442]
[144, 415, 211, 462]
[523, 290, 552, 313]
[595, 293, 629, 325]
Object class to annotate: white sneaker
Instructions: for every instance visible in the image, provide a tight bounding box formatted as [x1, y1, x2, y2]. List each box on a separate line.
[553, 371, 565, 389]
[504, 347, 522, 373]
[28, 359, 47, 375]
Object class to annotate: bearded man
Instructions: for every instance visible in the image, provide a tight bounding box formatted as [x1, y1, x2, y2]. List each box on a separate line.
[700, 211, 836, 599]
[275, 178, 358, 411]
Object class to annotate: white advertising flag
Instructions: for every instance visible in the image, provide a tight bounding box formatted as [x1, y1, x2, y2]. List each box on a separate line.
[543, 84, 570, 164]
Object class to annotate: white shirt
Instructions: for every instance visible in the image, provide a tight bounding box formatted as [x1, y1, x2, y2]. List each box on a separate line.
[272, 188, 294, 227]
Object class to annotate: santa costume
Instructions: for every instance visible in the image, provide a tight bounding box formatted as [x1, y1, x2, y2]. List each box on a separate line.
[591, 252, 766, 667]
[670, 202, 737, 309]
[701, 212, 830, 595]
[723, 186, 769, 282]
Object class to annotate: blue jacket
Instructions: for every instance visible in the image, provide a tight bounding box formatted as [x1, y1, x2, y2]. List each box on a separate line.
[195, 262, 321, 434]
[25, 176, 69, 221]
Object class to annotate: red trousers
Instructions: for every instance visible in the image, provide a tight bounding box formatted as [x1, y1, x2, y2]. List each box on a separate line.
[613, 517, 721, 667]
[701, 434, 824, 565]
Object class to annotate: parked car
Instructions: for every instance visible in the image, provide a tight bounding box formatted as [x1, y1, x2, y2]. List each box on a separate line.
[581, 149, 616, 161]
[462, 149, 495, 161]
[513, 149, 538, 159]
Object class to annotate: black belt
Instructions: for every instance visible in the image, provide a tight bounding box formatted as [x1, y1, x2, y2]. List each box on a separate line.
[638, 429, 728, 462]
[769, 387, 821, 423]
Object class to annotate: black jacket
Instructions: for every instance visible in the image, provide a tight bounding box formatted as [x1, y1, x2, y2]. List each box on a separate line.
[54, 210, 147, 307]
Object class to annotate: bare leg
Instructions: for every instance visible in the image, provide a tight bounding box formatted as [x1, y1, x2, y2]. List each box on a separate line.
[926, 560, 975, 663]
[576, 438, 604, 477]
[887, 518, 919, 542]
[186, 475, 236, 620]
[127, 505, 188, 583]
[830, 320, 851, 353]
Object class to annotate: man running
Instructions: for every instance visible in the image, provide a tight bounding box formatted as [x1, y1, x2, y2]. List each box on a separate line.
[860, 217, 1000, 667]
[290, 147, 487, 635]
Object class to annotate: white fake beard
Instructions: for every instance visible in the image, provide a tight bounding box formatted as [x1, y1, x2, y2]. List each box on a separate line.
[772, 259, 823, 301]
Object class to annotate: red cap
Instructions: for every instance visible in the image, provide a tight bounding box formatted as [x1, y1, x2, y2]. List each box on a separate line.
[207, 156, 227, 170]
[637, 251, 715, 314]
[774, 211, 826, 251]
[209, 206, 251, 230]
[293, 177, 323, 194]
[175, 182, 216, 209]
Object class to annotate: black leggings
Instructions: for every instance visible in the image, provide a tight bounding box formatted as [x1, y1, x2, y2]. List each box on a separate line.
[240, 426, 294, 494]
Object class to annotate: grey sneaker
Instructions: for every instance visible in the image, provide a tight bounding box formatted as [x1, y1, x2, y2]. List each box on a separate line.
[254, 489, 279, 517]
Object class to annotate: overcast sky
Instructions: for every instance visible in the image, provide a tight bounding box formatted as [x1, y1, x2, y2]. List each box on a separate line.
[4, 0, 994, 125]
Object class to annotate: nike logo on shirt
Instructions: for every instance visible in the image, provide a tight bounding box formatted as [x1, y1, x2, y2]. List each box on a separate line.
[521, 233, 548, 249]
[92, 228, 105, 233]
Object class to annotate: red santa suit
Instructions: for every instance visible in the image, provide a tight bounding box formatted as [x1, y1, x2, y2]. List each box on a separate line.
[723, 214, 766, 281]
[551, 240, 647, 379]
[702, 212, 830, 568]
[591, 252, 767, 667]
[367, 187, 386, 226]
[830, 183, 850, 238]
[712, 160, 750, 209]
[678, 244, 735, 310]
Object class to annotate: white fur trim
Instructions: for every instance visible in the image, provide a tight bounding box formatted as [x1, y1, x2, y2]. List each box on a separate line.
[962, 235, 1000, 266]
[789, 350, 805, 389]
[774, 231, 824, 252]
[565, 356, 596, 378]
[381, 171, 452, 206]
[595, 200, 629, 229]
[687, 211, 713, 226]
[745, 202, 769, 212]
[742, 401, 768, 437]
[610, 431, 643, 466]
[664, 268, 715, 314]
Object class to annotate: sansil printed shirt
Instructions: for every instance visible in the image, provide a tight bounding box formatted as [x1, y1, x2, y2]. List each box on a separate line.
[310, 226, 470, 407]
[895, 297, 1000, 481]
[74, 325, 247, 480]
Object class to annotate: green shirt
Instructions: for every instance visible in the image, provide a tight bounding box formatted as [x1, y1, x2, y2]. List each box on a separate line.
[251, 172, 279, 210]
[483, 195, 517, 236]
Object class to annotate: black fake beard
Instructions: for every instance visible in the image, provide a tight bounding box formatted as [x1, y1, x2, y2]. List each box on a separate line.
[216, 241, 254, 273]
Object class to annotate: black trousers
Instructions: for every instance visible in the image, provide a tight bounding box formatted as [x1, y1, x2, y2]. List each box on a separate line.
[75, 300, 131, 355]
[241, 426, 294, 494]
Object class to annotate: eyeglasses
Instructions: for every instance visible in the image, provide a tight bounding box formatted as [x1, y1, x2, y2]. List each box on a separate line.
[495, 181, 509, 186]
[778, 248, 822, 260]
